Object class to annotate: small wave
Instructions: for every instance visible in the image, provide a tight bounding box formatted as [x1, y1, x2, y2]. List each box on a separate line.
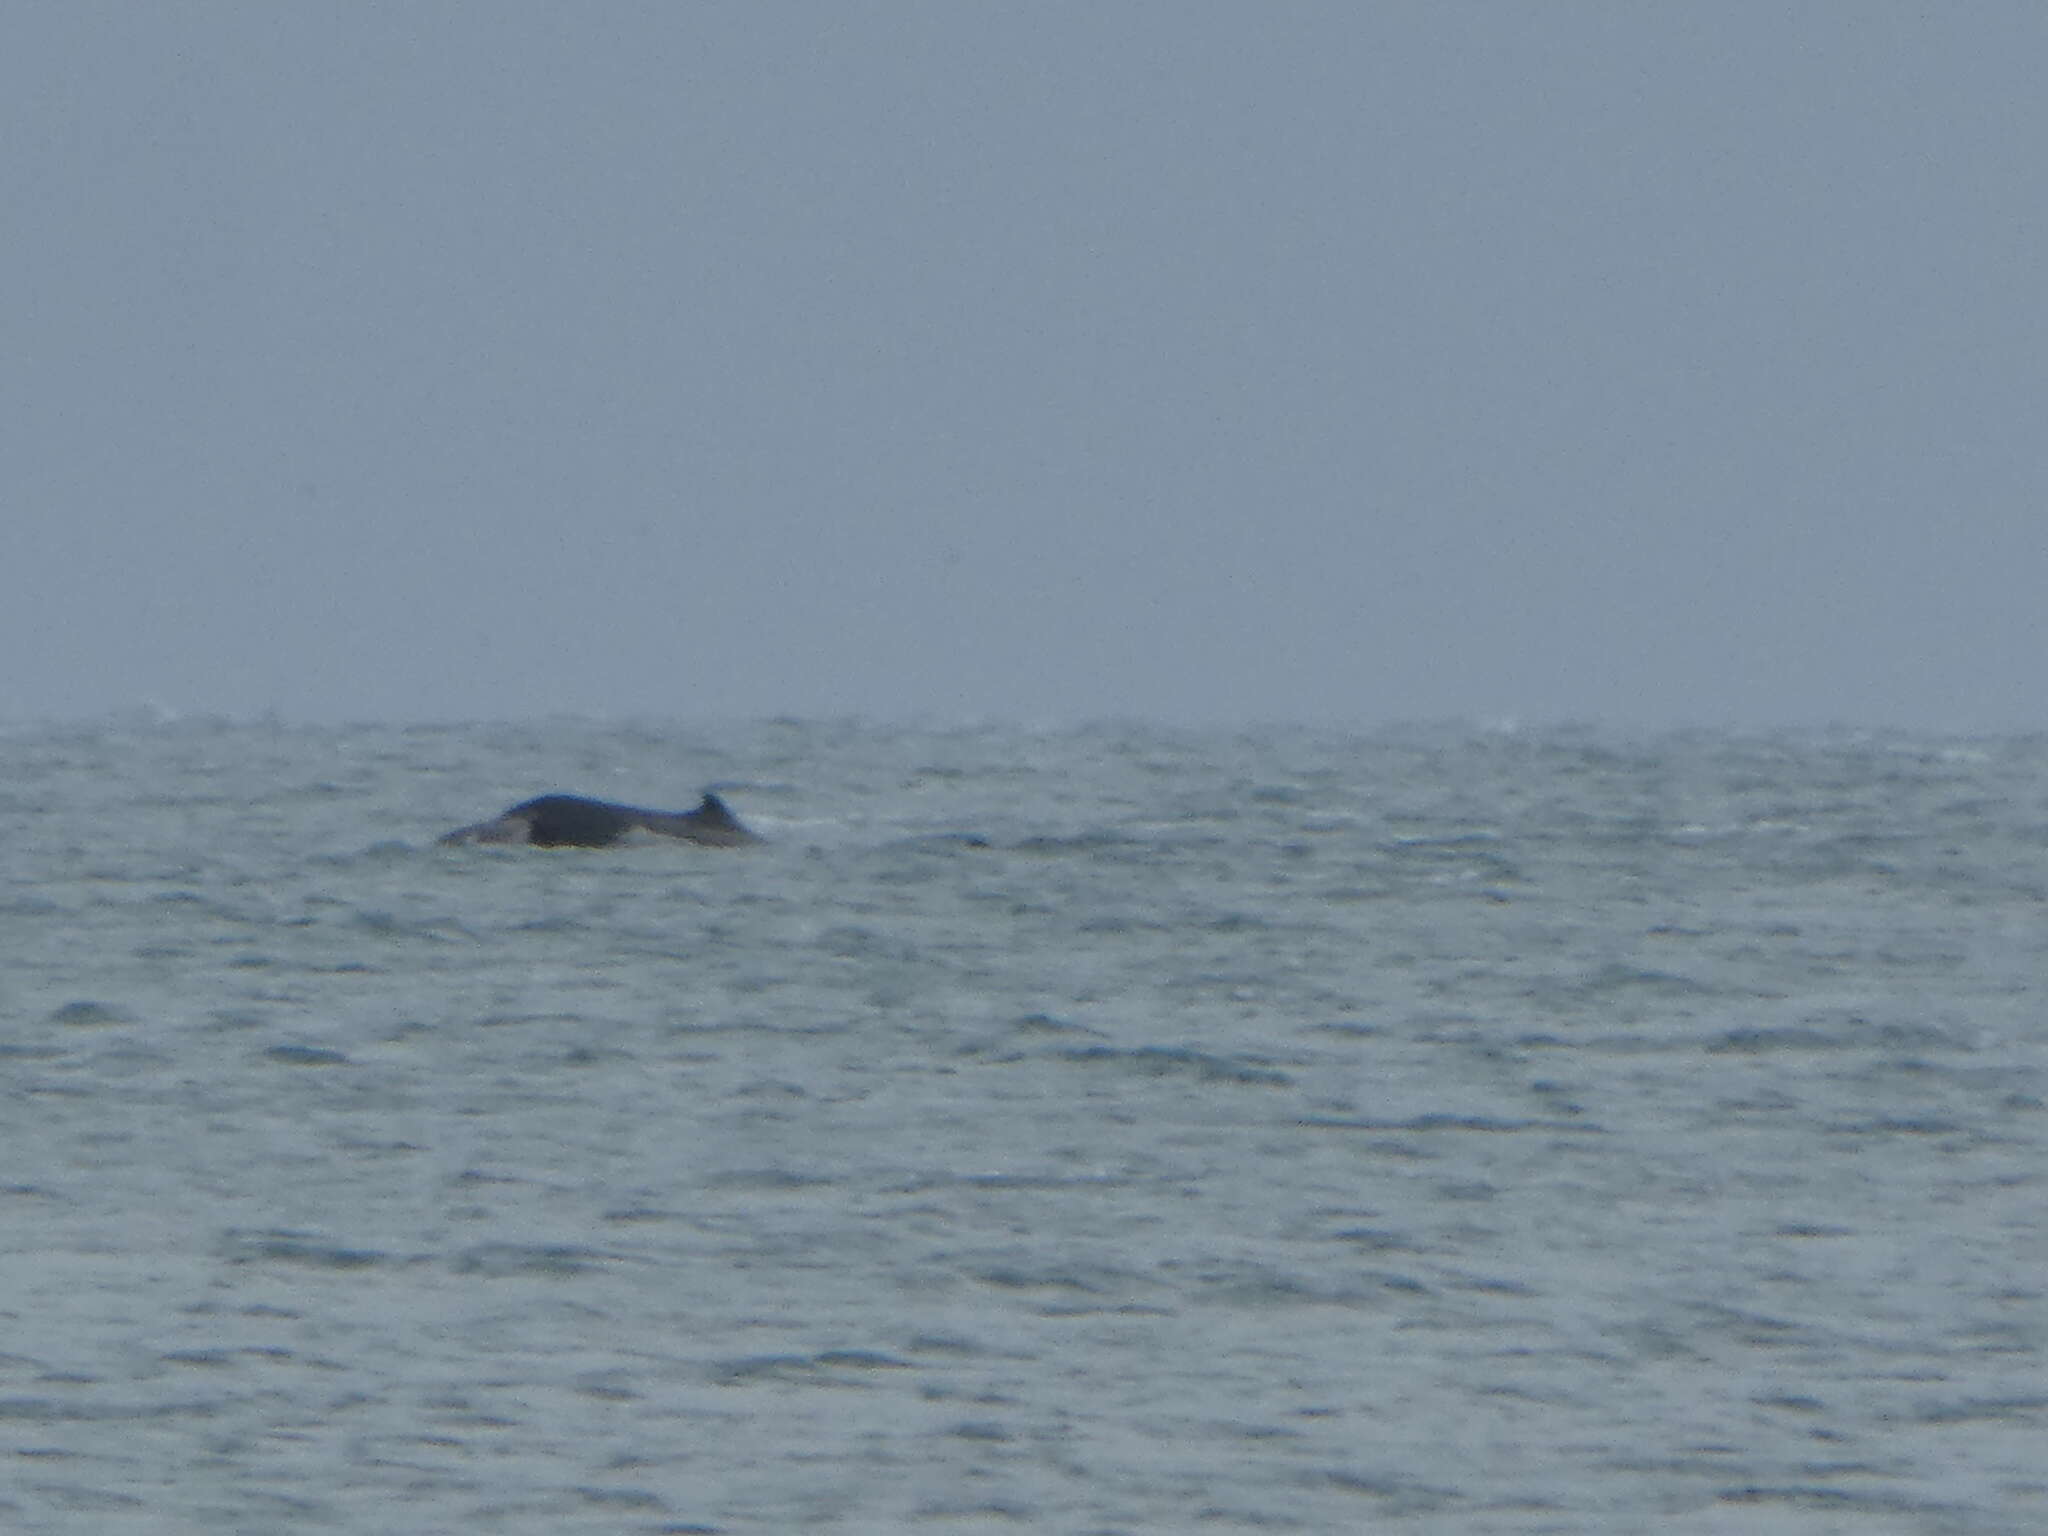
[450, 1242, 630, 1277]
[1053, 1044, 1293, 1086]
[216, 1229, 389, 1269]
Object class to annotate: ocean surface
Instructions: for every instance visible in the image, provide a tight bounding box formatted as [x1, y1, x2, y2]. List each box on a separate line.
[2, 717, 2043, 1535]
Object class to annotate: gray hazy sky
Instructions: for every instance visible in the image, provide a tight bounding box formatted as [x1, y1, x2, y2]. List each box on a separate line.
[6, 4, 2043, 730]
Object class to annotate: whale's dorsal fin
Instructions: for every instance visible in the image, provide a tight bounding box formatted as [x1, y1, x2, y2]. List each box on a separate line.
[692, 792, 745, 833]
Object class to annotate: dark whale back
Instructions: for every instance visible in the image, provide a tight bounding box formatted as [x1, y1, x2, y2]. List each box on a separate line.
[512, 795, 638, 847]
[439, 791, 757, 848]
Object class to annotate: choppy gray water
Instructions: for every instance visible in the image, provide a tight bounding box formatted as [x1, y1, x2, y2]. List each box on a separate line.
[2, 719, 2043, 1535]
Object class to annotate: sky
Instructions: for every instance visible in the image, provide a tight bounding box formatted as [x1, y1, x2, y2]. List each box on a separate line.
[4, 3, 2044, 732]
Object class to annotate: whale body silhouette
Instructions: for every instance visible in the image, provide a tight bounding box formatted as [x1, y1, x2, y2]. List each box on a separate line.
[438, 792, 757, 848]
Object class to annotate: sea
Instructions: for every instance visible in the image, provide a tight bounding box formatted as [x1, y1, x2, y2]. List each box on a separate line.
[2, 717, 2043, 1536]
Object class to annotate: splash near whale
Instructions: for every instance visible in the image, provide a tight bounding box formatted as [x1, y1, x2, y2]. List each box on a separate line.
[438, 792, 757, 848]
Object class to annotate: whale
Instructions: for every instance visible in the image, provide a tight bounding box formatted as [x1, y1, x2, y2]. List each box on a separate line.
[439, 791, 757, 848]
